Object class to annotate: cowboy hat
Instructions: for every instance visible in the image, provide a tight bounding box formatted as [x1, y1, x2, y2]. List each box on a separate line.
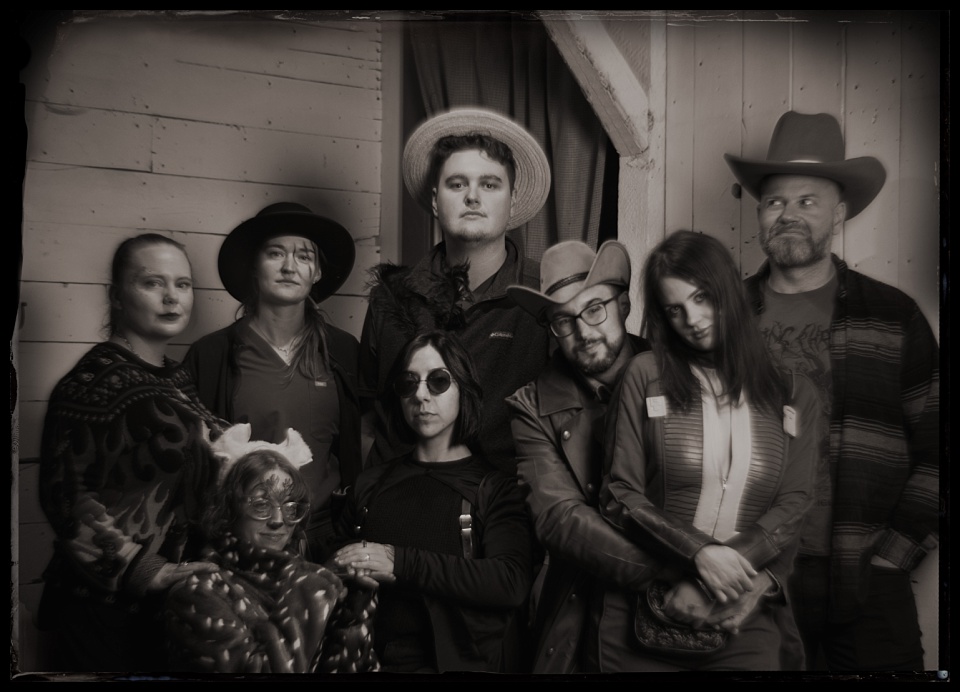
[507, 240, 630, 320]
[724, 111, 886, 219]
[402, 107, 551, 230]
[218, 202, 356, 304]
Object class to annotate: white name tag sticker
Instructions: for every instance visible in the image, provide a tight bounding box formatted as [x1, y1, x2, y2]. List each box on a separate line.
[783, 405, 798, 437]
[315, 379, 328, 387]
[646, 396, 667, 418]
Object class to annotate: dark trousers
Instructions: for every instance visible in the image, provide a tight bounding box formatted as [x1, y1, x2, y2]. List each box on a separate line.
[789, 556, 925, 671]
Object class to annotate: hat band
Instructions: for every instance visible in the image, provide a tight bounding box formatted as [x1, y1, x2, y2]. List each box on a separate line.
[545, 272, 588, 297]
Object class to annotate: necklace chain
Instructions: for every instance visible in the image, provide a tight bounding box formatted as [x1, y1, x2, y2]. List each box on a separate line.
[115, 333, 166, 366]
[250, 320, 300, 361]
[118, 334, 139, 358]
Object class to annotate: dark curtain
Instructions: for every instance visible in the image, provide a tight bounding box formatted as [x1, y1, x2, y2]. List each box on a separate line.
[407, 15, 612, 261]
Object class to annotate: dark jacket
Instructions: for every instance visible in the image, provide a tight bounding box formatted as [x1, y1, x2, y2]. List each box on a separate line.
[505, 336, 666, 673]
[181, 320, 363, 491]
[335, 454, 535, 673]
[359, 237, 551, 475]
[745, 255, 940, 622]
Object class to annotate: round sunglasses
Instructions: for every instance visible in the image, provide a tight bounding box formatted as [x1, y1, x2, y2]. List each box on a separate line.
[393, 368, 454, 398]
[243, 496, 309, 524]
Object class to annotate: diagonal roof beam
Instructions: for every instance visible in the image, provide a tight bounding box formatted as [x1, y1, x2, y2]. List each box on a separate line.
[540, 13, 651, 156]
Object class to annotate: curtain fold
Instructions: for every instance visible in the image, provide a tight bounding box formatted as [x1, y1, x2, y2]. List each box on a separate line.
[408, 18, 609, 260]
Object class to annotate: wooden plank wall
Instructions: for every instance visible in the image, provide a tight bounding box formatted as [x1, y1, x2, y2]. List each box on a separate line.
[660, 11, 941, 333]
[15, 12, 384, 672]
[658, 10, 942, 670]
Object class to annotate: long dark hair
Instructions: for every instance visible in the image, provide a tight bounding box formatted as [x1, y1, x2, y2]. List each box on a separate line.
[106, 233, 190, 336]
[202, 449, 311, 548]
[240, 237, 332, 382]
[641, 230, 784, 414]
[386, 330, 483, 449]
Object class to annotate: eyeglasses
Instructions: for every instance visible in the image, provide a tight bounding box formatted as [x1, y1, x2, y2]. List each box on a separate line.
[544, 294, 621, 338]
[243, 497, 309, 523]
[393, 368, 454, 398]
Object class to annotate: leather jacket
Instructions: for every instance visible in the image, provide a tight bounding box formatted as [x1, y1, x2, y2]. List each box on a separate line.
[506, 337, 665, 673]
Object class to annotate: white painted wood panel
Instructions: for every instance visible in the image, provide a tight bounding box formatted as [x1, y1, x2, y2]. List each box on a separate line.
[691, 22, 743, 259]
[18, 402, 46, 467]
[843, 22, 903, 283]
[28, 18, 383, 141]
[791, 22, 844, 117]
[26, 106, 382, 193]
[18, 284, 369, 348]
[22, 222, 379, 301]
[897, 17, 941, 334]
[152, 119, 382, 191]
[24, 102, 155, 171]
[22, 164, 381, 240]
[17, 342, 94, 404]
[664, 22, 695, 236]
[161, 19, 383, 85]
[22, 224, 219, 289]
[18, 284, 236, 345]
[738, 23, 791, 277]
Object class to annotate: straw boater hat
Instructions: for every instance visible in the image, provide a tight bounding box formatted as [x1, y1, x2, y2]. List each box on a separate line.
[402, 107, 552, 230]
[724, 111, 886, 219]
[218, 202, 356, 304]
[507, 240, 630, 321]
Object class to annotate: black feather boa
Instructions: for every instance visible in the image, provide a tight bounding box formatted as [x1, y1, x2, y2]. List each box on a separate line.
[366, 260, 472, 340]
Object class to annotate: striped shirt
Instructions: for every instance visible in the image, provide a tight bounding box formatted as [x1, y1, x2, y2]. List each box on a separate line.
[745, 255, 940, 622]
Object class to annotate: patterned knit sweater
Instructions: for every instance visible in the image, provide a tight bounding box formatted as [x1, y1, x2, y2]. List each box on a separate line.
[38, 342, 225, 605]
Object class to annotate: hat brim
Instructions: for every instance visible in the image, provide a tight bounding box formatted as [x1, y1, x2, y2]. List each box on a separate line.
[507, 241, 630, 320]
[724, 154, 886, 219]
[218, 211, 356, 304]
[403, 107, 551, 230]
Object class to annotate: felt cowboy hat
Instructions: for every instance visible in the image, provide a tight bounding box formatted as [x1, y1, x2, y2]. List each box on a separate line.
[218, 202, 356, 304]
[507, 240, 630, 320]
[724, 111, 886, 219]
[402, 107, 552, 230]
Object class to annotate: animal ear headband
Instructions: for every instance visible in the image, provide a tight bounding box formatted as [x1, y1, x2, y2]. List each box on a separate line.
[204, 422, 313, 485]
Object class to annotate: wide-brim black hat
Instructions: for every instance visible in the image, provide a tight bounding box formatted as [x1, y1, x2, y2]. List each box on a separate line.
[218, 202, 355, 304]
[724, 111, 886, 219]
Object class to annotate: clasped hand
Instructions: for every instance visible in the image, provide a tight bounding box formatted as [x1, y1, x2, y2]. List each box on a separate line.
[329, 541, 396, 589]
[693, 543, 757, 603]
[663, 569, 774, 635]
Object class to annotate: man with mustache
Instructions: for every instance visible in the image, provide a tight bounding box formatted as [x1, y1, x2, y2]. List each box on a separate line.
[359, 107, 552, 478]
[726, 111, 940, 671]
[505, 240, 661, 672]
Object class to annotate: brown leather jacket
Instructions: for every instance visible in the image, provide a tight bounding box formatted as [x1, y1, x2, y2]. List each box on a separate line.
[506, 338, 664, 673]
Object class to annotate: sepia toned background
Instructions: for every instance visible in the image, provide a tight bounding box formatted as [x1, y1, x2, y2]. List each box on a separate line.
[13, 10, 944, 675]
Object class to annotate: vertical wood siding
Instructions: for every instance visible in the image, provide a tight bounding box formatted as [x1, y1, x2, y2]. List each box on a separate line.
[662, 12, 940, 335]
[660, 11, 941, 670]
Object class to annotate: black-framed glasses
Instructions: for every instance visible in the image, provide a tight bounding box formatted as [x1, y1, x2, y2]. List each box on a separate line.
[243, 496, 309, 524]
[545, 294, 621, 338]
[393, 368, 454, 398]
